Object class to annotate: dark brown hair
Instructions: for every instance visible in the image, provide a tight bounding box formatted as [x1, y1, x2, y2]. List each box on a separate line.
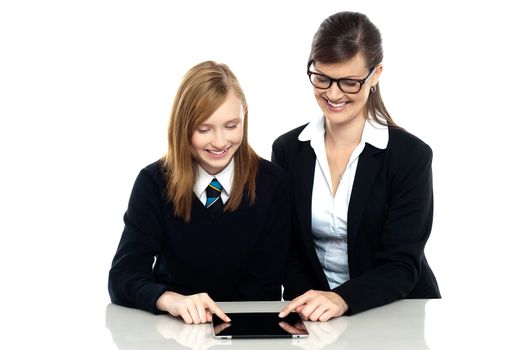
[309, 11, 397, 127]
[162, 61, 259, 222]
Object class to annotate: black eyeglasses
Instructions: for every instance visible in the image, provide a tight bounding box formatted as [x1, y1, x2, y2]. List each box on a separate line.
[307, 60, 377, 94]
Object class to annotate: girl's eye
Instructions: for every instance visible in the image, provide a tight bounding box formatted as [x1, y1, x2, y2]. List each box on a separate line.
[197, 128, 210, 133]
[226, 123, 238, 129]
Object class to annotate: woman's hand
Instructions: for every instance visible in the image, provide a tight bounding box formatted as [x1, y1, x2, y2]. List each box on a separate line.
[155, 291, 231, 324]
[279, 290, 348, 322]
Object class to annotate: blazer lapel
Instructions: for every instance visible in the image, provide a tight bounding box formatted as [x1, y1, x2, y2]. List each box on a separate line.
[292, 142, 330, 288]
[348, 144, 383, 246]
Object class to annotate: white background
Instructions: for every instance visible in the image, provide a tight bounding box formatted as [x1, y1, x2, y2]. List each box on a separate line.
[1, 0, 525, 348]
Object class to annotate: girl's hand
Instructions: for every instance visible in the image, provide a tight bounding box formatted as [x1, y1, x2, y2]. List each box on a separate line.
[156, 291, 230, 324]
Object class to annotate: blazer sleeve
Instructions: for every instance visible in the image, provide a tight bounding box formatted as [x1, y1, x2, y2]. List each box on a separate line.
[282, 209, 320, 299]
[108, 168, 172, 314]
[333, 142, 435, 314]
[237, 167, 291, 300]
[272, 137, 319, 300]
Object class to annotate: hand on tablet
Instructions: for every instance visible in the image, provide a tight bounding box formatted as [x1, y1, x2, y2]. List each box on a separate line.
[155, 291, 231, 324]
[279, 290, 348, 322]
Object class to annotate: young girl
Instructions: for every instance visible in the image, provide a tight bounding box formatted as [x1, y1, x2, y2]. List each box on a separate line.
[109, 61, 290, 324]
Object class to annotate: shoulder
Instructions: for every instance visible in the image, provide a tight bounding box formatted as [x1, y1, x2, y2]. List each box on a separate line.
[126, 160, 168, 209]
[272, 123, 309, 149]
[272, 124, 311, 169]
[387, 127, 432, 159]
[134, 160, 167, 191]
[138, 160, 165, 179]
[384, 128, 433, 175]
[255, 158, 291, 196]
[257, 158, 288, 183]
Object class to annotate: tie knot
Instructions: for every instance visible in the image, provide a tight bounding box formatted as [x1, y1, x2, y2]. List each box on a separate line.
[208, 178, 222, 192]
[206, 178, 223, 209]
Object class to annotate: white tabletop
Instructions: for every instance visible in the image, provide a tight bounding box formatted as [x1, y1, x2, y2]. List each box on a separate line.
[105, 299, 431, 349]
[4, 297, 525, 349]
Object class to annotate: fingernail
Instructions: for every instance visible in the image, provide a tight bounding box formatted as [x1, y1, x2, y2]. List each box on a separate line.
[278, 312, 284, 318]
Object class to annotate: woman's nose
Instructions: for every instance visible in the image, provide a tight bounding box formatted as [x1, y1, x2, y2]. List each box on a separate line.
[326, 82, 344, 101]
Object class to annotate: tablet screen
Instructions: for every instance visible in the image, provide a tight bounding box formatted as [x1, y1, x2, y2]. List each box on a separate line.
[212, 312, 309, 339]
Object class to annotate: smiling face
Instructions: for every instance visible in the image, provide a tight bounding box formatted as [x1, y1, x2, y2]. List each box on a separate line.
[191, 92, 244, 175]
[311, 53, 382, 127]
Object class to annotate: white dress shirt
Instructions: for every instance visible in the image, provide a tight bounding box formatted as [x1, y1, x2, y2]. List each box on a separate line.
[193, 160, 234, 206]
[298, 116, 389, 289]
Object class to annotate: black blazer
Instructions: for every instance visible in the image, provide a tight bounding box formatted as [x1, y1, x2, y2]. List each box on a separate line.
[272, 124, 440, 315]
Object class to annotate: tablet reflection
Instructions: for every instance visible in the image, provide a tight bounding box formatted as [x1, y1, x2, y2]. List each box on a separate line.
[105, 303, 229, 350]
[290, 317, 348, 349]
[212, 320, 231, 336]
[279, 319, 310, 336]
[156, 315, 231, 349]
[291, 299, 429, 350]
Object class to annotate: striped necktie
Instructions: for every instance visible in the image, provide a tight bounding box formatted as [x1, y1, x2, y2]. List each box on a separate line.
[206, 178, 223, 211]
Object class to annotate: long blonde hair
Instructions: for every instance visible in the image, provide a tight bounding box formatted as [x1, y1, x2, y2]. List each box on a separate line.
[162, 61, 259, 222]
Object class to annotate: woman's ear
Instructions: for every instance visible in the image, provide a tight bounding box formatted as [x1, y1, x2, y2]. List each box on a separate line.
[371, 63, 383, 86]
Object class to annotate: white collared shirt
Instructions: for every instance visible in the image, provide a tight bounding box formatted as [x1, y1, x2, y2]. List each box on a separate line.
[298, 116, 389, 289]
[193, 160, 234, 205]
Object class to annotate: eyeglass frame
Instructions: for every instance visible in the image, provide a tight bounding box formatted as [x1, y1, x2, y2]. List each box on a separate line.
[307, 60, 377, 94]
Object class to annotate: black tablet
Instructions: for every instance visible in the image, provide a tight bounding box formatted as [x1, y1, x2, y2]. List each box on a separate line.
[211, 312, 309, 339]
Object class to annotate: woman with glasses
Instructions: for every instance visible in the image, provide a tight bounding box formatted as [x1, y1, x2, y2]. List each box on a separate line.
[109, 61, 290, 324]
[273, 11, 440, 322]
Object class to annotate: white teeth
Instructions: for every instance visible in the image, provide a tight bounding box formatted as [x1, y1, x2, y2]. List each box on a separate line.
[209, 149, 226, 155]
[327, 100, 346, 108]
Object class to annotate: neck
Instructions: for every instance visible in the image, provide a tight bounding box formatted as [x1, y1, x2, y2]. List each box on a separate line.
[324, 114, 367, 150]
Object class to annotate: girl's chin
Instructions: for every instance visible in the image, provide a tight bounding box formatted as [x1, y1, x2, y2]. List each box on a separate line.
[198, 154, 234, 175]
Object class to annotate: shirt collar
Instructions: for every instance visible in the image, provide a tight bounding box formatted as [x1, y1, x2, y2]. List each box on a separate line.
[298, 114, 389, 150]
[194, 159, 234, 197]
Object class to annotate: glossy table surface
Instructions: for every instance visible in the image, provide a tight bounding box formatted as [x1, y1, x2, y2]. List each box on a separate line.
[5, 297, 521, 349]
[102, 297, 526, 349]
[105, 299, 433, 349]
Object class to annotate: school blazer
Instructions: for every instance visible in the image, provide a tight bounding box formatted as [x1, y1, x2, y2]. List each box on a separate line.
[272, 124, 441, 315]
